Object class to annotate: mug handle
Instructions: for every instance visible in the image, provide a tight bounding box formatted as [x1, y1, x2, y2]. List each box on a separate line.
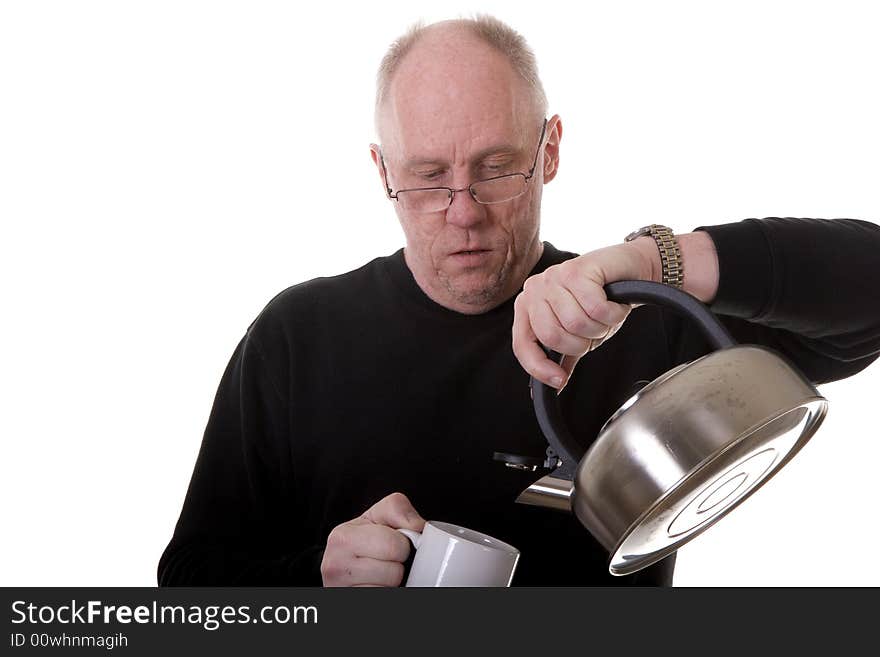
[396, 528, 421, 548]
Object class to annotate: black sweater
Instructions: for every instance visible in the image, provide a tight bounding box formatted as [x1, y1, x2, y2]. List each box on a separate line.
[158, 218, 880, 586]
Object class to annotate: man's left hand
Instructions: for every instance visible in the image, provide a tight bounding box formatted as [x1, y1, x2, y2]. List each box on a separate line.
[512, 240, 657, 390]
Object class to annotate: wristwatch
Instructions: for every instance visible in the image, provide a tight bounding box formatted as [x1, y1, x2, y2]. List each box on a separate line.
[624, 224, 684, 288]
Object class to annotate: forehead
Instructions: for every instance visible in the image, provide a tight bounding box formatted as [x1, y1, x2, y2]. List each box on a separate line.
[382, 33, 535, 160]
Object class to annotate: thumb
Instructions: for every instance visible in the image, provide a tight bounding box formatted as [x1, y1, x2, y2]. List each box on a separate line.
[364, 492, 426, 531]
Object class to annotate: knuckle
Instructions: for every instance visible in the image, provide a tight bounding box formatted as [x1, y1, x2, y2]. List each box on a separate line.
[559, 263, 581, 287]
[320, 553, 343, 581]
[534, 323, 563, 348]
[559, 311, 588, 335]
[326, 526, 342, 547]
[523, 272, 545, 292]
[386, 491, 411, 511]
[327, 523, 354, 550]
[584, 297, 608, 323]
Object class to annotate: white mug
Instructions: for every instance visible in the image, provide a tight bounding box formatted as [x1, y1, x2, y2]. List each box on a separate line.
[397, 521, 520, 587]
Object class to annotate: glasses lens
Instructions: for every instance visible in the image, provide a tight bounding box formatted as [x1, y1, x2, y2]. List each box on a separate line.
[396, 189, 451, 213]
[471, 175, 528, 204]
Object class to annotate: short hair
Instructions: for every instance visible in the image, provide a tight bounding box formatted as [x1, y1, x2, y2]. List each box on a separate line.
[374, 15, 549, 136]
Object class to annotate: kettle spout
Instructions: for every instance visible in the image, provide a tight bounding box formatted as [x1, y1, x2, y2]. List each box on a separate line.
[516, 474, 574, 512]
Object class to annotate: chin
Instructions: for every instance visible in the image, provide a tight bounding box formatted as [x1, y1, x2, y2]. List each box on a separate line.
[446, 275, 507, 308]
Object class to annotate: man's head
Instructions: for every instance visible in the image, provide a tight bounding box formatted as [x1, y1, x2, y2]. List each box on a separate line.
[371, 16, 562, 314]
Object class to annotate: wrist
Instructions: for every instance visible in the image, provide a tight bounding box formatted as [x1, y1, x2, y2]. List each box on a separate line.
[629, 236, 663, 284]
[678, 231, 719, 303]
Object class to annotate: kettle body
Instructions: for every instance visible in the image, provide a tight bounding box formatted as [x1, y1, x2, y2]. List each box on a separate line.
[520, 281, 828, 575]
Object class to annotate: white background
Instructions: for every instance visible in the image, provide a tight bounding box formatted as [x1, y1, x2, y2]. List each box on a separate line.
[1, 0, 878, 587]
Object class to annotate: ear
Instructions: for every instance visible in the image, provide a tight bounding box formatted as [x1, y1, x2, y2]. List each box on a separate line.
[370, 143, 392, 197]
[542, 115, 562, 184]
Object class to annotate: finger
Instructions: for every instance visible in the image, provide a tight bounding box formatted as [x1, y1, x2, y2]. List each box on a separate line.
[566, 278, 632, 328]
[323, 554, 406, 587]
[347, 557, 407, 587]
[512, 297, 567, 387]
[333, 522, 412, 562]
[530, 299, 592, 356]
[546, 286, 614, 340]
[362, 492, 425, 531]
[518, 335, 567, 388]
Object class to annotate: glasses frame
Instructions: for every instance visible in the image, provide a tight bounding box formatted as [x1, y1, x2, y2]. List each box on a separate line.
[379, 118, 549, 212]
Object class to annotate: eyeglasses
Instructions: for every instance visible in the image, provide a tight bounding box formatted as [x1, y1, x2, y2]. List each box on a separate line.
[380, 119, 548, 213]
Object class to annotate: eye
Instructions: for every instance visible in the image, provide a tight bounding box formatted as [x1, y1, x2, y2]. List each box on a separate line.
[410, 169, 447, 183]
[481, 160, 512, 175]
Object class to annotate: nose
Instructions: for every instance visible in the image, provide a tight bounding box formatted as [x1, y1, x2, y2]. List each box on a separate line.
[445, 185, 487, 229]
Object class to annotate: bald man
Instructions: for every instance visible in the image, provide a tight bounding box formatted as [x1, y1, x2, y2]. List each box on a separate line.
[158, 16, 880, 587]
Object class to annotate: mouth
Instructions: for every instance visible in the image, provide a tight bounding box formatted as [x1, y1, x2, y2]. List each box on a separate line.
[451, 248, 491, 256]
[448, 248, 493, 267]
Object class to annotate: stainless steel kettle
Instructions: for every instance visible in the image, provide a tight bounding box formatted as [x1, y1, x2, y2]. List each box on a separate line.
[516, 280, 828, 575]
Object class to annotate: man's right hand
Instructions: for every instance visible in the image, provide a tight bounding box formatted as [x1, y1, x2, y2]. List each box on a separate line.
[320, 492, 426, 587]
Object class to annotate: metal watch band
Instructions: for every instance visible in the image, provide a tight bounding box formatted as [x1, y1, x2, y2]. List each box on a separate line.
[624, 224, 684, 288]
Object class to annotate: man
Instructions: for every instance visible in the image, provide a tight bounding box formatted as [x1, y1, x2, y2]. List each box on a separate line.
[158, 16, 880, 586]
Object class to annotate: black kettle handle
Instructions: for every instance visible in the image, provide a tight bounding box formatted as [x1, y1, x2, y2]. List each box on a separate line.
[531, 280, 737, 468]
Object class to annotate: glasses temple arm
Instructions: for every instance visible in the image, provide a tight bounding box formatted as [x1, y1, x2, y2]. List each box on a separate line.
[526, 118, 549, 179]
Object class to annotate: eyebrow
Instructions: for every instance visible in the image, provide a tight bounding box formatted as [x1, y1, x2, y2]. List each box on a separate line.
[402, 144, 521, 169]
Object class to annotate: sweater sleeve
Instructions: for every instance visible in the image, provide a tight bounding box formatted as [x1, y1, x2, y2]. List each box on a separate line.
[665, 217, 880, 384]
[157, 328, 324, 586]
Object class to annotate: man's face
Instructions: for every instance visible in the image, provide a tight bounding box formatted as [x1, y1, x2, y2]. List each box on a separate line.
[372, 28, 560, 314]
